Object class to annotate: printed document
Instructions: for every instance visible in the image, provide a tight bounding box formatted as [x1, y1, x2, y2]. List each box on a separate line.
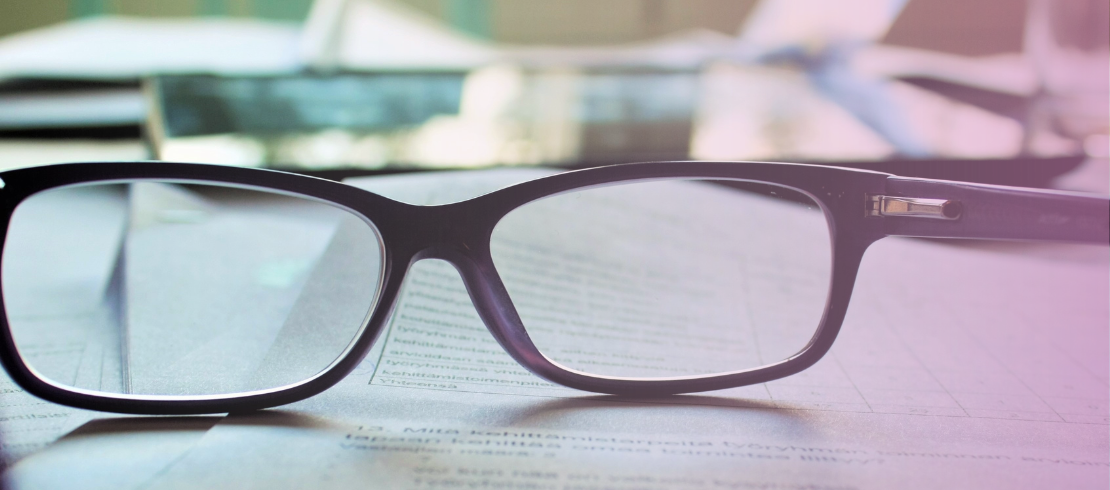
[5, 168, 1107, 489]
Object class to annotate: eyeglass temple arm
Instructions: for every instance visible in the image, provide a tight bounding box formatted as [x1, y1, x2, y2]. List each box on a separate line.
[876, 176, 1110, 245]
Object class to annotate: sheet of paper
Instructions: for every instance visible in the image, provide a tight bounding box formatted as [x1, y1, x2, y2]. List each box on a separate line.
[0, 181, 359, 464]
[0, 181, 374, 475]
[116, 169, 1108, 490]
[122, 183, 347, 395]
[3, 168, 1105, 488]
[4, 417, 218, 490]
[0, 17, 301, 80]
[0, 185, 130, 465]
[246, 213, 383, 392]
[0, 377, 99, 468]
[0, 140, 147, 173]
[137, 385, 1108, 490]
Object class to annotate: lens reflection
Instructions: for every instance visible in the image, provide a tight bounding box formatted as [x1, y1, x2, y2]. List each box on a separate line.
[490, 179, 831, 379]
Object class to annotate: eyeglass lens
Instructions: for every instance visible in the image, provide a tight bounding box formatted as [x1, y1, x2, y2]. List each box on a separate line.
[2, 181, 384, 396]
[490, 179, 832, 379]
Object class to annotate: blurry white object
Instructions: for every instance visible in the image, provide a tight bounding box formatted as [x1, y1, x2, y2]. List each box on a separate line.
[690, 63, 1028, 161]
[300, 0, 741, 70]
[691, 64, 895, 161]
[501, 29, 741, 69]
[401, 65, 528, 166]
[159, 134, 267, 167]
[307, 0, 1051, 160]
[301, 0, 495, 70]
[887, 81, 1025, 158]
[853, 47, 1039, 96]
[729, 0, 1103, 158]
[0, 17, 301, 80]
[735, 0, 934, 156]
[737, 0, 908, 49]
[0, 140, 147, 171]
[1023, 0, 1109, 154]
[274, 130, 393, 169]
[1052, 156, 1110, 194]
[0, 88, 145, 129]
[1084, 135, 1109, 159]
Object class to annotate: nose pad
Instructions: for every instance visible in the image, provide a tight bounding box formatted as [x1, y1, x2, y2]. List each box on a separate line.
[371, 257, 546, 388]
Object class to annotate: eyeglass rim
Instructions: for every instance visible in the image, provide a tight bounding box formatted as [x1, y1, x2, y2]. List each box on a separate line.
[0, 160, 1104, 414]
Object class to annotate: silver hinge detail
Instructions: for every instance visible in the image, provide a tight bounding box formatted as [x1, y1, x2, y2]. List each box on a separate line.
[866, 195, 963, 220]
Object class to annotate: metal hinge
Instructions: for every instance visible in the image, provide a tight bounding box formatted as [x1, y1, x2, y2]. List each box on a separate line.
[866, 195, 963, 220]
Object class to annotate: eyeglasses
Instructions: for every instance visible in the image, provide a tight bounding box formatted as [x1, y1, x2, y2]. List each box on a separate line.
[0, 161, 1105, 415]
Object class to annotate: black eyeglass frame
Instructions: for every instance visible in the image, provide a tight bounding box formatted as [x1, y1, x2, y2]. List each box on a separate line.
[0, 161, 1105, 415]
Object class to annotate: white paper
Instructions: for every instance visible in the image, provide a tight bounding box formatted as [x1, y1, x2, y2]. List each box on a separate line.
[121, 169, 1109, 489]
[4, 417, 217, 490]
[302, 0, 741, 71]
[122, 184, 345, 395]
[4, 169, 1106, 488]
[0, 17, 301, 80]
[0, 186, 129, 465]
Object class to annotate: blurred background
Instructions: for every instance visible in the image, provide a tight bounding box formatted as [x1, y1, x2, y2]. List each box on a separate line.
[0, 0, 1107, 469]
[0, 0, 1106, 189]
